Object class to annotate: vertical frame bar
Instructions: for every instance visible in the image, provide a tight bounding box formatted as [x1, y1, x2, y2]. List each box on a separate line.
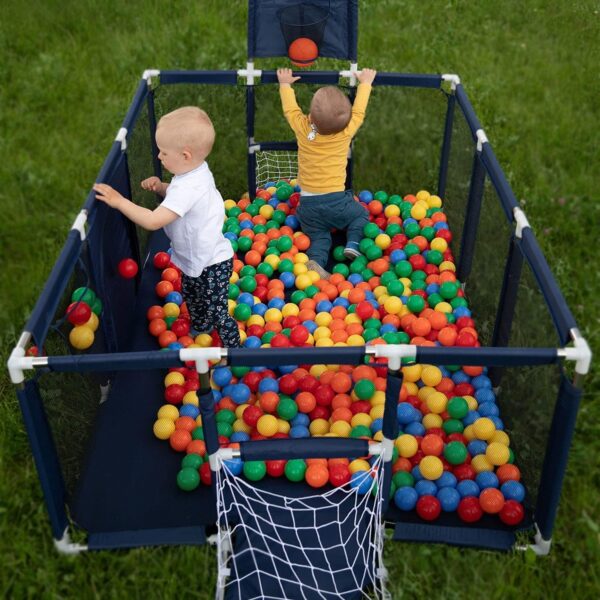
[437, 92, 456, 198]
[247, 85, 257, 195]
[146, 88, 163, 181]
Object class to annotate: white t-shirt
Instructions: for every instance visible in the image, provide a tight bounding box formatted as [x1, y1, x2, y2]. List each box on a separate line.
[160, 162, 233, 277]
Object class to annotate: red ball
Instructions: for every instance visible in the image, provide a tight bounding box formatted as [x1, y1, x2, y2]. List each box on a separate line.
[298, 375, 319, 393]
[153, 251, 171, 269]
[457, 497, 483, 523]
[266, 459, 286, 477]
[416, 495, 442, 521]
[329, 465, 351, 487]
[66, 301, 92, 326]
[308, 405, 330, 421]
[436, 229, 452, 243]
[314, 384, 335, 407]
[356, 301, 374, 320]
[270, 333, 290, 348]
[171, 318, 190, 338]
[453, 463, 476, 481]
[165, 384, 186, 404]
[409, 255, 426, 271]
[118, 258, 138, 279]
[199, 461, 212, 485]
[289, 325, 309, 346]
[350, 400, 371, 415]
[454, 382, 475, 397]
[283, 315, 301, 329]
[499, 500, 525, 526]
[279, 374, 299, 395]
[255, 274, 269, 287]
[242, 371, 263, 392]
[242, 405, 263, 427]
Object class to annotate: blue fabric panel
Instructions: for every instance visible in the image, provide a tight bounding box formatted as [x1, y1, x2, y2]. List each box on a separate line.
[82, 143, 123, 212]
[535, 373, 582, 540]
[121, 79, 148, 134]
[373, 72, 443, 89]
[248, 0, 359, 61]
[159, 70, 238, 85]
[48, 350, 181, 373]
[86, 154, 139, 353]
[239, 438, 369, 461]
[25, 230, 82, 349]
[518, 229, 577, 345]
[392, 522, 516, 551]
[260, 70, 344, 85]
[383, 374, 401, 440]
[437, 92, 456, 198]
[479, 143, 519, 221]
[416, 346, 559, 366]
[18, 381, 69, 540]
[228, 346, 365, 366]
[455, 85, 482, 139]
[88, 526, 206, 550]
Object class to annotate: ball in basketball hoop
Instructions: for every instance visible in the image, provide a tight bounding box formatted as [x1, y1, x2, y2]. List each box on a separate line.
[288, 37, 318, 68]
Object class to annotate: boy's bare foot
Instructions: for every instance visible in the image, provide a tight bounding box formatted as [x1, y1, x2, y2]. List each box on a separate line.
[306, 260, 331, 281]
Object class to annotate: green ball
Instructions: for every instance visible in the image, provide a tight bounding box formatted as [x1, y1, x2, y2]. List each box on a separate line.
[254, 198, 266, 208]
[383, 331, 401, 344]
[226, 223, 241, 235]
[386, 280, 404, 297]
[392, 470, 414, 488]
[421, 226, 435, 241]
[350, 425, 372, 438]
[244, 460, 267, 481]
[231, 365, 250, 377]
[442, 419, 464, 435]
[404, 243, 420, 257]
[276, 183, 293, 200]
[227, 206, 242, 218]
[245, 203, 259, 216]
[182, 453, 203, 470]
[411, 269, 426, 281]
[91, 297, 103, 316]
[359, 238, 374, 254]
[374, 190, 388, 203]
[365, 245, 383, 260]
[164, 316, 177, 328]
[389, 194, 402, 205]
[277, 397, 298, 420]
[217, 422, 232, 438]
[237, 236, 252, 252]
[411, 279, 427, 291]
[265, 220, 279, 230]
[304, 285, 319, 298]
[277, 236, 293, 252]
[332, 263, 350, 277]
[278, 258, 294, 273]
[216, 409, 236, 425]
[272, 210, 287, 224]
[257, 262, 274, 277]
[350, 258, 367, 274]
[192, 427, 204, 440]
[444, 441, 468, 465]
[395, 261, 412, 278]
[360, 268, 375, 281]
[363, 222, 380, 239]
[354, 378, 375, 400]
[385, 223, 402, 237]
[240, 265, 256, 277]
[229, 240, 238, 253]
[404, 222, 421, 239]
[333, 246, 346, 262]
[380, 271, 396, 286]
[451, 297, 469, 309]
[363, 328, 380, 342]
[290, 290, 307, 304]
[233, 303, 252, 321]
[261, 331, 276, 344]
[72, 287, 96, 305]
[364, 318, 382, 330]
[427, 293, 444, 308]
[426, 250, 443, 265]
[281, 327, 291, 337]
[285, 459, 307, 482]
[406, 295, 425, 313]
[177, 467, 200, 491]
[396, 331, 411, 344]
[253, 224, 267, 234]
[239, 276, 257, 293]
[447, 396, 469, 419]
[228, 284, 240, 300]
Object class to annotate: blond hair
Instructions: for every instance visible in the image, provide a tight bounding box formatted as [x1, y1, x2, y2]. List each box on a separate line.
[309, 87, 352, 135]
[156, 106, 215, 159]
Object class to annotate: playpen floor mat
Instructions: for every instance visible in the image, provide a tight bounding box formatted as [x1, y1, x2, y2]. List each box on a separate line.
[70, 231, 532, 549]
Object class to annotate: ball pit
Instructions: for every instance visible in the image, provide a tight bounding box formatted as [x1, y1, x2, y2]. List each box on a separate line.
[149, 181, 525, 527]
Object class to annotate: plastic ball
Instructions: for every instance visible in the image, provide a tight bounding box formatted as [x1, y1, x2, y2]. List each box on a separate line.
[479, 487, 505, 514]
[498, 500, 525, 525]
[118, 258, 138, 278]
[243, 460, 267, 481]
[285, 459, 307, 482]
[437, 487, 461, 512]
[69, 325, 95, 350]
[305, 464, 329, 488]
[419, 456, 443, 480]
[153, 418, 175, 440]
[177, 467, 200, 491]
[457, 496, 483, 523]
[416, 495, 442, 521]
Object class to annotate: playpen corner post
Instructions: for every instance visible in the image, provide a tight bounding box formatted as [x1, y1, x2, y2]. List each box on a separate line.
[246, 85, 257, 195]
[380, 366, 402, 512]
[438, 91, 456, 199]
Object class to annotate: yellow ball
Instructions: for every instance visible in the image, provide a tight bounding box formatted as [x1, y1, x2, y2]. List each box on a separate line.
[416, 190, 431, 202]
[422, 413, 443, 429]
[473, 417, 496, 441]
[294, 274, 312, 291]
[295, 252, 309, 264]
[373, 285, 388, 299]
[426, 392, 447, 415]
[428, 194, 442, 208]
[157, 404, 179, 420]
[396, 434, 418, 458]
[264, 308, 283, 323]
[230, 272, 239, 284]
[434, 302, 452, 314]
[313, 326, 332, 341]
[410, 203, 427, 220]
[277, 419, 290, 434]
[351, 413, 372, 428]
[264, 254, 280, 269]
[233, 419, 252, 433]
[307, 270, 320, 283]
[315, 312, 333, 327]
[384, 296, 402, 315]
[421, 365, 442, 387]
[346, 334, 366, 346]
[464, 395, 478, 410]
[384, 204, 400, 218]
[402, 364, 422, 383]
[404, 381, 418, 396]
[370, 405, 384, 420]
[69, 325, 94, 350]
[309, 364, 328, 378]
[266, 186, 277, 196]
[463, 424, 476, 441]
[439, 260, 456, 272]
[282, 303, 299, 317]
[195, 415, 203, 426]
[417, 386, 436, 403]
[153, 418, 175, 440]
[85, 312, 99, 332]
[183, 391, 199, 406]
[235, 404, 249, 419]
[315, 337, 334, 347]
[491, 430, 510, 446]
[224, 199, 237, 211]
[371, 391, 386, 406]
[196, 333, 213, 347]
[471, 454, 494, 473]
[257, 415, 278, 437]
[375, 233, 391, 249]
[259, 204, 274, 219]
[344, 313, 361, 325]
[419, 456, 443, 480]
[309, 418, 330, 436]
[163, 302, 180, 318]
[330, 421, 351, 437]
[349, 459, 370, 474]
[325, 364, 340, 372]
[228, 299, 236, 316]
[430, 238, 448, 253]
[164, 372, 185, 387]
[247, 314, 265, 327]
[373, 430, 384, 442]
[486, 442, 510, 466]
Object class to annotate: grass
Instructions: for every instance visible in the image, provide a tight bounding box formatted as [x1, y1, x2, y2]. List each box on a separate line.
[1, 0, 599, 597]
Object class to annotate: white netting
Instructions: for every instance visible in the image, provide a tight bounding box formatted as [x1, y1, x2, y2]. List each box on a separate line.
[255, 150, 298, 189]
[215, 455, 387, 600]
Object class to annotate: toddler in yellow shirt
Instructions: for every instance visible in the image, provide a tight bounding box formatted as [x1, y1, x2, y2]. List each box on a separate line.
[277, 67, 377, 279]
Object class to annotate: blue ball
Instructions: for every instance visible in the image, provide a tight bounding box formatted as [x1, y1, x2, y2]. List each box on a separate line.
[213, 367, 233, 387]
[279, 272, 295, 288]
[403, 218, 418, 226]
[289, 425, 310, 438]
[451, 370, 471, 384]
[471, 374, 493, 389]
[230, 383, 251, 405]
[291, 413, 310, 427]
[237, 292, 255, 306]
[251, 303, 268, 316]
[370, 418, 383, 434]
[478, 402, 500, 417]
[268, 297, 285, 310]
[244, 336, 262, 348]
[462, 410, 481, 426]
[285, 215, 299, 229]
[165, 291, 183, 305]
[436, 471, 457, 489]
[411, 466, 424, 482]
[316, 300, 333, 313]
[457, 479, 480, 498]
[390, 249, 406, 264]
[279, 364, 297, 374]
[179, 405, 200, 419]
[397, 403, 419, 424]
[303, 320, 317, 333]
[258, 377, 279, 393]
[394, 486, 418, 511]
[348, 274, 364, 285]
[212, 390, 222, 403]
[223, 458, 244, 476]
[501, 480, 526, 502]
[268, 198, 279, 208]
[467, 440, 488, 456]
[476, 471, 499, 489]
[359, 190, 373, 203]
[490, 416, 504, 430]
[230, 431, 250, 443]
[475, 388, 496, 403]
[380, 324, 397, 334]
[437, 487, 461, 512]
[453, 306, 471, 318]
[224, 232, 237, 242]
[434, 222, 449, 231]
[332, 297, 350, 308]
[240, 220, 253, 230]
[415, 480, 437, 497]
[168, 342, 183, 350]
[404, 421, 426, 437]
[350, 471, 373, 494]
[426, 284, 440, 295]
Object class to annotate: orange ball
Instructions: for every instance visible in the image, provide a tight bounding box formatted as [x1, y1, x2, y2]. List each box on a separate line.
[438, 326, 457, 346]
[412, 317, 432, 337]
[331, 394, 352, 410]
[305, 464, 329, 488]
[296, 391, 317, 413]
[496, 464, 521, 484]
[352, 364, 377, 382]
[288, 37, 319, 68]
[259, 391, 280, 413]
[294, 234, 311, 251]
[318, 370, 335, 386]
[175, 416, 196, 432]
[331, 407, 353, 423]
[155, 280, 174, 298]
[420, 433, 444, 456]
[479, 488, 505, 514]
[149, 318, 167, 337]
[147, 305, 165, 320]
[427, 311, 448, 330]
[463, 365, 484, 377]
[169, 429, 191, 452]
[161, 267, 180, 283]
[186, 439, 206, 456]
[244, 250, 262, 267]
[158, 330, 178, 348]
[331, 372, 352, 394]
[348, 288, 366, 304]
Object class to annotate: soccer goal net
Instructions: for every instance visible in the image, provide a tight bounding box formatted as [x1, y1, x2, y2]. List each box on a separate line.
[255, 150, 298, 190]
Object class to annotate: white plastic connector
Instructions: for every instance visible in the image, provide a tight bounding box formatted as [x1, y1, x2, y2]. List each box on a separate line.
[248, 144, 261, 155]
[378, 438, 395, 461]
[115, 127, 128, 151]
[54, 527, 88, 555]
[365, 344, 417, 371]
[513, 206, 531, 239]
[71, 210, 88, 241]
[516, 523, 552, 556]
[7, 332, 49, 384]
[238, 62, 262, 86]
[558, 328, 592, 376]
[442, 73, 461, 91]
[179, 347, 225, 375]
[340, 62, 359, 87]
[142, 69, 160, 86]
[476, 128, 488, 152]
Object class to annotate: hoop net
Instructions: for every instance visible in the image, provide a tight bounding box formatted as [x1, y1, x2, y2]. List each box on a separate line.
[255, 150, 298, 189]
[215, 454, 388, 600]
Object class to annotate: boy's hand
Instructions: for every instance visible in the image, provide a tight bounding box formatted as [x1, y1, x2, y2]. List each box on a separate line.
[93, 183, 126, 209]
[277, 68, 301, 85]
[141, 176, 163, 192]
[356, 68, 377, 85]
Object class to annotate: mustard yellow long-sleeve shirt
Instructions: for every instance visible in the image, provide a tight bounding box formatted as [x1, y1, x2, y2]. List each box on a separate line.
[279, 83, 372, 193]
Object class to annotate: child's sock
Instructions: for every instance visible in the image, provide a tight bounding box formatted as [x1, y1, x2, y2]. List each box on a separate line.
[343, 241, 361, 260]
[306, 259, 331, 281]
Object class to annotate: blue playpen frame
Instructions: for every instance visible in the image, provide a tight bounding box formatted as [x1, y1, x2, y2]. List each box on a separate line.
[7, 66, 591, 559]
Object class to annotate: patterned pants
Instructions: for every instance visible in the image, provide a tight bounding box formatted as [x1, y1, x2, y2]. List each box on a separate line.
[181, 258, 241, 348]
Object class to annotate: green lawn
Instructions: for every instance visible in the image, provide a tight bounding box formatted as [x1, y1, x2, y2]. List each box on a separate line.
[1, 0, 599, 597]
